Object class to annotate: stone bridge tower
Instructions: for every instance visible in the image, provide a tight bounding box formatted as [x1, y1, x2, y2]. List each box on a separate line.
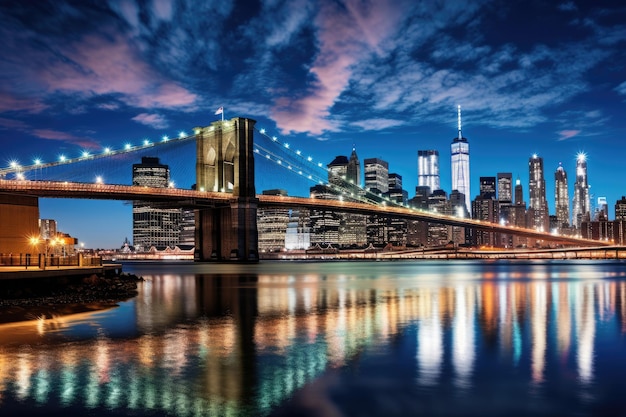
[194, 117, 258, 262]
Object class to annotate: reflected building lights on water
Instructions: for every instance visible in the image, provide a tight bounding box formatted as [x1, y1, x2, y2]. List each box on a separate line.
[417, 289, 443, 386]
[531, 282, 547, 384]
[453, 286, 475, 387]
[2, 266, 626, 415]
[554, 282, 573, 358]
[577, 284, 595, 384]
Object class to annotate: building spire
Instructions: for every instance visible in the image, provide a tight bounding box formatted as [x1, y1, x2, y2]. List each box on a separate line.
[457, 105, 462, 139]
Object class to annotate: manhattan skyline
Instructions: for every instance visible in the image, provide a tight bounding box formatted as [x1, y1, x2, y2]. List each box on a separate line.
[0, 0, 625, 248]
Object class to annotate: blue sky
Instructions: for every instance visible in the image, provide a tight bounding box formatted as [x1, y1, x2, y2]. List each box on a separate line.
[1, 0, 625, 248]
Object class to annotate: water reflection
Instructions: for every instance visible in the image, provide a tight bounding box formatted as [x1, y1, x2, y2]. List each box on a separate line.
[0, 261, 625, 415]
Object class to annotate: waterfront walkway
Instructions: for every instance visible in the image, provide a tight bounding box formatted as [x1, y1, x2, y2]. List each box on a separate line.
[0, 264, 123, 280]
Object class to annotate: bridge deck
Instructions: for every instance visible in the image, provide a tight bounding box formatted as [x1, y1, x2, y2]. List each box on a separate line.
[0, 179, 610, 248]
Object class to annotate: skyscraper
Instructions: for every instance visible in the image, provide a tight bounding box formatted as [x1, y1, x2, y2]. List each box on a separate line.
[39, 219, 57, 240]
[132, 157, 182, 251]
[418, 150, 440, 194]
[595, 197, 608, 220]
[364, 158, 389, 194]
[479, 177, 496, 199]
[327, 155, 349, 186]
[615, 196, 626, 221]
[528, 154, 549, 231]
[508, 177, 528, 247]
[347, 146, 361, 186]
[451, 105, 470, 215]
[497, 173, 512, 204]
[514, 176, 524, 206]
[554, 163, 570, 230]
[572, 153, 590, 229]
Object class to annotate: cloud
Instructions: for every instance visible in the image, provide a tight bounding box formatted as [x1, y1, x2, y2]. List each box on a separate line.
[271, 0, 408, 135]
[132, 113, 169, 129]
[351, 118, 405, 131]
[32, 128, 99, 149]
[616, 81, 626, 95]
[0, 4, 199, 118]
[0, 116, 99, 148]
[0, 117, 29, 130]
[151, 0, 174, 22]
[557, 130, 581, 141]
[262, 0, 313, 48]
[346, 8, 612, 131]
[0, 92, 47, 113]
[558, 2, 578, 12]
[36, 33, 197, 110]
[554, 109, 609, 138]
[97, 102, 121, 111]
[110, 0, 233, 78]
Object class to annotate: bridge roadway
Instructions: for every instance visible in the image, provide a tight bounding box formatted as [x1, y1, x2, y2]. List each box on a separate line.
[0, 179, 608, 247]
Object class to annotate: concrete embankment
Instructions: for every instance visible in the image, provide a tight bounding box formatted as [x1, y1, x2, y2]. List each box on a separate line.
[0, 264, 141, 323]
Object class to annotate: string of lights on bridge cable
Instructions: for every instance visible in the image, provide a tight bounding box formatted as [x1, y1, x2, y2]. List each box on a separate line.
[254, 127, 413, 209]
[0, 130, 197, 180]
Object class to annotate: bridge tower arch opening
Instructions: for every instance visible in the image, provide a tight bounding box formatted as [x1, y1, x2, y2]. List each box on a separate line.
[194, 117, 259, 262]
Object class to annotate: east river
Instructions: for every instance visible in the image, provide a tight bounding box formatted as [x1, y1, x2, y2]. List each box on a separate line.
[1, 260, 626, 416]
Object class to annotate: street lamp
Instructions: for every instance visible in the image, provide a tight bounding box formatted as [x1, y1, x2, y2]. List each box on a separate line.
[29, 236, 40, 251]
[28, 236, 40, 268]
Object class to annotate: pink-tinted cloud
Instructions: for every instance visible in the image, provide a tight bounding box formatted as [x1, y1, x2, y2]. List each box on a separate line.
[131, 113, 168, 129]
[558, 129, 581, 141]
[32, 128, 99, 149]
[37, 33, 197, 110]
[271, 0, 405, 135]
[0, 92, 48, 113]
[0, 117, 29, 130]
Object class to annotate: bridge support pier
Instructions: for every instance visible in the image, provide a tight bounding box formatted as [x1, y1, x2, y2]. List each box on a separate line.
[194, 117, 259, 262]
[195, 198, 259, 262]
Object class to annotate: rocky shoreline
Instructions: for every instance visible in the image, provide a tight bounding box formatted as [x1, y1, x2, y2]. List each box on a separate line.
[0, 273, 143, 323]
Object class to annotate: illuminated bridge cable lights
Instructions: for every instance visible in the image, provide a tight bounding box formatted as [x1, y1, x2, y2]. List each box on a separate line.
[256, 126, 363, 198]
[257, 126, 410, 208]
[255, 127, 326, 173]
[255, 147, 328, 188]
[0, 130, 197, 177]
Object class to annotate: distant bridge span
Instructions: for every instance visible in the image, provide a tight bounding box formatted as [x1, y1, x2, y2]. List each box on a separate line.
[0, 179, 607, 248]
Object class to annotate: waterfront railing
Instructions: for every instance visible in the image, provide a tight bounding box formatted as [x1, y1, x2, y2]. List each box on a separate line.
[0, 253, 102, 268]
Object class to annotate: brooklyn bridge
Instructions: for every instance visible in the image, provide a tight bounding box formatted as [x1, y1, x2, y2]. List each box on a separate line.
[0, 117, 613, 262]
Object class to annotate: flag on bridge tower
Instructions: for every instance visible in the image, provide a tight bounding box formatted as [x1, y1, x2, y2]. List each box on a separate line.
[215, 106, 224, 121]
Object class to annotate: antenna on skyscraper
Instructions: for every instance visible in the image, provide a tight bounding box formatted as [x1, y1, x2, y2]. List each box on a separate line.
[457, 105, 462, 139]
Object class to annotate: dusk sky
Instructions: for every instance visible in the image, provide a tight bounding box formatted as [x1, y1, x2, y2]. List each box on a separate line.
[1, 0, 625, 248]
